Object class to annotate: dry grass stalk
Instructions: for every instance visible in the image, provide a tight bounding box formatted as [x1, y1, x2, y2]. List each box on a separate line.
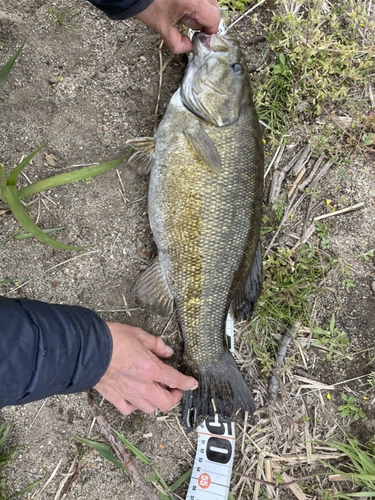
[280, 146, 306, 174]
[314, 202, 365, 221]
[268, 169, 286, 202]
[288, 167, 306, 198]
[291, 146, 312, 176]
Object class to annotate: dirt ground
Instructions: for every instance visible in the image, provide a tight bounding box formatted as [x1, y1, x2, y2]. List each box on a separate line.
[0, 1, 374, 499]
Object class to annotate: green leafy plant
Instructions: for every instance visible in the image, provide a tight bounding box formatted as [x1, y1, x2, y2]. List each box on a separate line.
[315, 222, 331, 250]
[337, 393, 365, 421]
[245, 243, 331, 375]
[219, 0, 252, 11]
[322, 438, 375, 498]
[363, 249, 374, 261]
[253, 1, 375, 146]
[312, 315, 349, 362]
[0, 44, 131, 250]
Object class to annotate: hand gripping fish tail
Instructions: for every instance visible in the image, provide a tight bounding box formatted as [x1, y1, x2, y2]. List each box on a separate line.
[182, 349, 256, 429]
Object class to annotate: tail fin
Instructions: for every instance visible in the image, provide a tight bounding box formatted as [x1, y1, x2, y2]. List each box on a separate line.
[182, 350, 255, 429]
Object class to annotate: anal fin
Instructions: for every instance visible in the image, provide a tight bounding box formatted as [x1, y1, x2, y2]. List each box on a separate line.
[134, 257, 174, 316]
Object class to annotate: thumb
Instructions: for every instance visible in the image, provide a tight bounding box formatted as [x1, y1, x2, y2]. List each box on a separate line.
[162, 27, 193, 54]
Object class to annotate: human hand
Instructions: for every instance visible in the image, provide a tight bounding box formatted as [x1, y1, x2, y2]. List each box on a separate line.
[135, 0, 221, 54]
[94, 322, 198, 415]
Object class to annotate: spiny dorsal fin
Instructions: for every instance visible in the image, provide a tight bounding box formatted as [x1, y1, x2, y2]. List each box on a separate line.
[231, 241, 263, 321]
[184, 125, 222, 174]
[134, 257, 174, 317]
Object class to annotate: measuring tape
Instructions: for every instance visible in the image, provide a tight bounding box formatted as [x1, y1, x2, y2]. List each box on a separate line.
[186, 415, 236, 500]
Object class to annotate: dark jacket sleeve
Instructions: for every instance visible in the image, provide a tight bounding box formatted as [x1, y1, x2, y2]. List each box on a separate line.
[86, 0, 153, 20]
[0, 296, 112, 407]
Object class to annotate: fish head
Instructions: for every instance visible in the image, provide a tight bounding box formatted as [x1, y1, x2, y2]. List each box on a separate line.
[181, 33, 250, 127]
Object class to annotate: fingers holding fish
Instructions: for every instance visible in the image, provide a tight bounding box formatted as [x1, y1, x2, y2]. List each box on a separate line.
[93, 322, 198, 415]
[135, 0, 220, 54]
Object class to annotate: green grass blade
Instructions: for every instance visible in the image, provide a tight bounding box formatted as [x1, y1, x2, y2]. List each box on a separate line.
[157, 493, 170, 500]
[7, 145, 46, 186]
[0, 426, 11, 450]
[9, 475, 50, 498]
[111, 428, 152, 466]
[3, 186, 85, 251]
[17, 151, 132, 200]
[0, 164, 6, 201]
[0, 42, 24, 90]
[72, 436, 125, 471]
[14, 226, 67, 240]
[228, 492, 235, 500]
[343, 493, 375, 498]
[168, 469, 192, 492]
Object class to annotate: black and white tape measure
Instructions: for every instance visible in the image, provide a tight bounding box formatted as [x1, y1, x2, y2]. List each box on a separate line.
[186, 414, 235, 500]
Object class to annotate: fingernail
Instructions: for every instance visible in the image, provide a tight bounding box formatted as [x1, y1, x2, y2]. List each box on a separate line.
[165, 346, 174, 355]
[190, 383, 198, 391]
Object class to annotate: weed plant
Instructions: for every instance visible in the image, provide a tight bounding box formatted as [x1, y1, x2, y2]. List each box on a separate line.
[253, 0, 375, 150]
[245, 240, 331, 375]
[0, 44, 131, 250]
[219, 0, 253, 11]
[48, 1, 81, 27]
[323, 438, 375, 497]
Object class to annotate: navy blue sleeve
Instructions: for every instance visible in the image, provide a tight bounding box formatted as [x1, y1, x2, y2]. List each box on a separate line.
[86, 0, 153, 20]
[0, 296, 112, 407]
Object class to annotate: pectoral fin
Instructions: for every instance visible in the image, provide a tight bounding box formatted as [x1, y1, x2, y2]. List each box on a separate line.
[134, 257, 174, 316]
[231, 241, 263, 320]
[184, 125, 222, 174]
[126, 137, 155, 174]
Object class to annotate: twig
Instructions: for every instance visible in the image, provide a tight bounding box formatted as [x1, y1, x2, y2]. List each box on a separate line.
[227, 0, 267, 31]
[288, 167, 306, 198]
[96, 308, 140, 313]
[29, 399, 47, 430]
[53, 458, 77, 500]
[314, 202, 365, 221]
[280, 146, 305, 174]
[369, 82, 375, 108]
[268, 169, 285, 203]
[264, 144, 285, 179]
[264, 189, 301, 257]
[268, 329, 295, 402]
[32, 459, 62, 499]
[298, 153, 325, 191]
[87, 390, 159, 500]
[154, 40, 164, 135]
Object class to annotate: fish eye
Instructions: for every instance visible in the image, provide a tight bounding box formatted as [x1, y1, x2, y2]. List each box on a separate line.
[232, 63, 242, 73]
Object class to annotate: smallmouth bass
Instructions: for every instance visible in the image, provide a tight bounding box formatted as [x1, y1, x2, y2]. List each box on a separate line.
[128, 32, 264, 428]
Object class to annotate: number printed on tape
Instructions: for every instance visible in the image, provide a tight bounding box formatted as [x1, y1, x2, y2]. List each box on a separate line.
[186, 415, 235, 500]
